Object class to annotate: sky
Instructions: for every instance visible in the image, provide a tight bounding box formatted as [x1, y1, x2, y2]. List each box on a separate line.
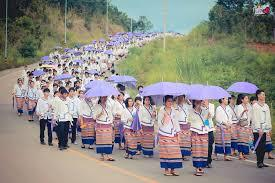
[111, 0, 216, 33]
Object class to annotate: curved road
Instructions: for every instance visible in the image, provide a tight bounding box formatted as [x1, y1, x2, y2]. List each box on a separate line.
[0, 66, 274, 183]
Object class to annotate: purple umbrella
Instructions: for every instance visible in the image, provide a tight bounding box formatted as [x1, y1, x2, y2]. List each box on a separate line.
[92, 40, 97, 44]
[41, 56, 50, 61]
[189, 85, 230, 100]
[73, 51, 83, 56]
[227, 82, 259, 94]
[85, 81, 119, 97]
[86, 69, 98, 75]
[104, 50, 113, 55]
[61, 55, 70, 59]
[72, 59, 84, 65]
[84, 47, 94, 51]
[99, 38, 105, 42]
[141, 82, 184, 97]
[205, 86, 231, 100]
[108, 75, 137, 87]
[32, 70, 45, 77]
[85, 80, 106, 90]
[54, 74, 74, 81]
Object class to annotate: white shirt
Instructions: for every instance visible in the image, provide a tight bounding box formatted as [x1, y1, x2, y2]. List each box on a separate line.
[201, 103, 215, 131]
[13, 84, 26, 98]
[189, 109, 209, 134]
[121, 107, 137, 129]
[215, 105, 232, 126]
[158, 106, 180, 137]
[138, 105, 156, 127]
[175, 103, 191, 125]
[94, 104, 113, 124]
[112, 100, 125, 117]
[79, 99, 94, 118]
[68, 96, 81, 118]
[36, 97, 53, 120]
[25, 87, 39, 100]
[227, 105, 238, 124]
[236, 104, 252, 127]
[53, 97, 73, 122]
[252, 102, 272, 133]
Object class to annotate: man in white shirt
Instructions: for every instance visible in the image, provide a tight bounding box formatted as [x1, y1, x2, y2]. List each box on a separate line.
[68, 87, 80, 145]
[36, 88, 53, 146]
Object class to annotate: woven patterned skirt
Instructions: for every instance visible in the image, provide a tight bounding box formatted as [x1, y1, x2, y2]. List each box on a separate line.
[231, 123, 238, 149]
[124, 128, 138, 156]
[95, 123, 113, 154]
[81, 117, 95, 145]
[179, 124, 191, 156]
[136, 131, 142, 151]
[237, 126, 251, 155]
[214, 126, 231, 155]
[266, 132, 273, 153]
[27, 99, 37, 115]
[16, 97, 24, 114]
[159, 135, 183, 169]
[141, 125, 154, 156]
[191, 132, 208, 168]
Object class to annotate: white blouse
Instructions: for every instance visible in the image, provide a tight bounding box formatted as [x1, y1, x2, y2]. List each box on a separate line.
[121, 107, 137, 129]
[79, 99, 94, 118]
[252, 102, 272, 133]
[112, 100, 125, 117]
[215, 105, 232, 127]
[52, 97, 73, 122]
[68, 97, 81, 118]
[138, 105, 156, 127]
[236, 104, 252, 127]
[227, 105, 238, 124]
[175, 104, 190, 124]
[25, 87, 39, 100]
[93, 104, 113, 124]
[36, 97, 53, 120]
[189, 109, 209, 134]
[13, 84, 26, 98]
[158, 106, 180, 137]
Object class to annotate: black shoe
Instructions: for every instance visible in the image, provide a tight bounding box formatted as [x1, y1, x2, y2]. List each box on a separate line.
[65, 145, 70, 148]
[206, 164, 213, 168]
[48, 143, 53, 146]
[257, 163, 264, 168]
[40, 142, 46, 145]
[263, 164, 269, 167]
[59, 147, 65, 151]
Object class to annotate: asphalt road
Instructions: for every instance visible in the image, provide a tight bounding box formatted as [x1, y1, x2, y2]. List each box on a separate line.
[0, 66, 274, 183]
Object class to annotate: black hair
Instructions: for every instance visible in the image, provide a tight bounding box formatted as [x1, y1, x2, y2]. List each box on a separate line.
[255, 89, 264, 100]
[228, 94, 236, 101]
[60, 88, 69, 95]
[164, 95, 173, 103]
[143, 96, 154, 105]
[53, 83, 58, 87]
[119, 92, 125, 96]
[250, 96, 257, 103]
[218, 98, 224, 104]
[111, 69, 115, 74]
[125, 97, 133, 108]
[135, 97, 142, 102]
[237, 94, 248, 105]
[69, 87, 75, 92]
[43, 88, 50, 93]
[54, 91, 59, 95]
[58, 86, 66, 92]
[94, 73, 99, 76]
[192, 100, 202, 109]
[137, 85, 143, 90]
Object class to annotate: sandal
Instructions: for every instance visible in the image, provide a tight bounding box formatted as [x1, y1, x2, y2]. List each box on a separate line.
[171, 171, 179, 176]
[88, 146, 94, 149]
[164, 173, 173, 176]
[224, 158, 232, 161]
[81, 145, 85, 149]
[194, 172, 203, 176]
[268, 156, 274, 159]
[124, 154, 129, 159]
[107, 158, 115, 161]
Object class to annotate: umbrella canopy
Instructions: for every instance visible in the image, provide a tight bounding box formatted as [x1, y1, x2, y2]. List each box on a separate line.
[41, 64, 55, 68]
[188, 85, 230, 100]
[104, 50, 113, 55]
[108, 75, 137, 87]
[227, 82, 259, 94]
[73, 51, 83, 56]
[85, 81, 119, 97]
[86, 69, 98, 75]
[54, 74, 74, 81]
[85, 80, 106, 90]
[72, 59, 84, 65]
[141, 82, 185, 97]
[41, 56, 50, 61]
[32, 70, 45, 77]
[205, 86, 231, 100]
[61, 55, 70, 59]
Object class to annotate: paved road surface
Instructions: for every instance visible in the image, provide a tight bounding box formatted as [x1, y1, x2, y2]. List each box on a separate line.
[0, 66, 274, 183]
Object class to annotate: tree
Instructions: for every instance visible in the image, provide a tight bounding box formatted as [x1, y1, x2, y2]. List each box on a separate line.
[133, 16, 153, 32]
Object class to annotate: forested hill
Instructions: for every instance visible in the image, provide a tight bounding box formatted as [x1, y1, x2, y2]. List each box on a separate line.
[0, 0, 153, 70]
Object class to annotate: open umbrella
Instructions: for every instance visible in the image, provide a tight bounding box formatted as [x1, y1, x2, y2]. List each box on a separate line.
[32, 70, 45, 77]
[54, 74, 74, 81]
[104, 50, 113, 55]
[188, 85, 230, 100]
[85, 81, 119, 97]
[73, 51, 83, 56]
[205, 85, 231, 100]
[141, 82, 184, 97]
[41, 56, 50, 61]
[72, 59, 84, 65]
[227, 82, 259, 94]
[85, 80, 106, 90]
[108, 75, 137, 87]
[86, 69, 98, 75]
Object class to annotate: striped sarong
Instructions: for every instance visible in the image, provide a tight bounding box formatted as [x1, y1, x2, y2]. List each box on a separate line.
[141, 125, 154, 156]
[95, 123, 113, 154]
[136, 131, 142, 151]
[16, 97, 24, 114]
[214, 126, 231, 155]
[231, 123, 238, 149]
[113, 117, 123, 143]
[179, 124, 191, 156]
[159, 135, 183, 169]
[237, 125, 251, 155]
[266, 132, 273, 152]
[124, 128, 138, 156]
[191, 132, 208, 168]
[27, 99, 37, 115]
[81, 117, 95, 145]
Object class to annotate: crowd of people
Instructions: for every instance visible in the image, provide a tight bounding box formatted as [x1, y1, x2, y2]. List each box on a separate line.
[11, 32, 273, 177]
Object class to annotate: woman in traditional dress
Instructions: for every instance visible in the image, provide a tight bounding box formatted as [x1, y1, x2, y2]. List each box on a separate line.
[79, 96, 96, 149]
[158, 95, 182, 176]
[25, 80, 39, 121]
[134, 97, 143, 155]
[236, 94, 252, 160]
[139, 96, 156, 157]
[227, 95, 239, 156]
[112, 92, 126, 149]
[94, 96, 115, 161]
[214, 98, 232, 161]
[189, 100, 209, 176]
[12, 78, 26, 116]
[265, 132, 274, 159]
[175, 95, 192, 161]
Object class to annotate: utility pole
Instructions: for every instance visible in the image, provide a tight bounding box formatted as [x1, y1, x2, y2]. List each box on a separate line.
[64, 0, 67, 44]
[4, 0, 8, 59]
[163, 0, 167, 52]
[106, 0, 109, 35]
